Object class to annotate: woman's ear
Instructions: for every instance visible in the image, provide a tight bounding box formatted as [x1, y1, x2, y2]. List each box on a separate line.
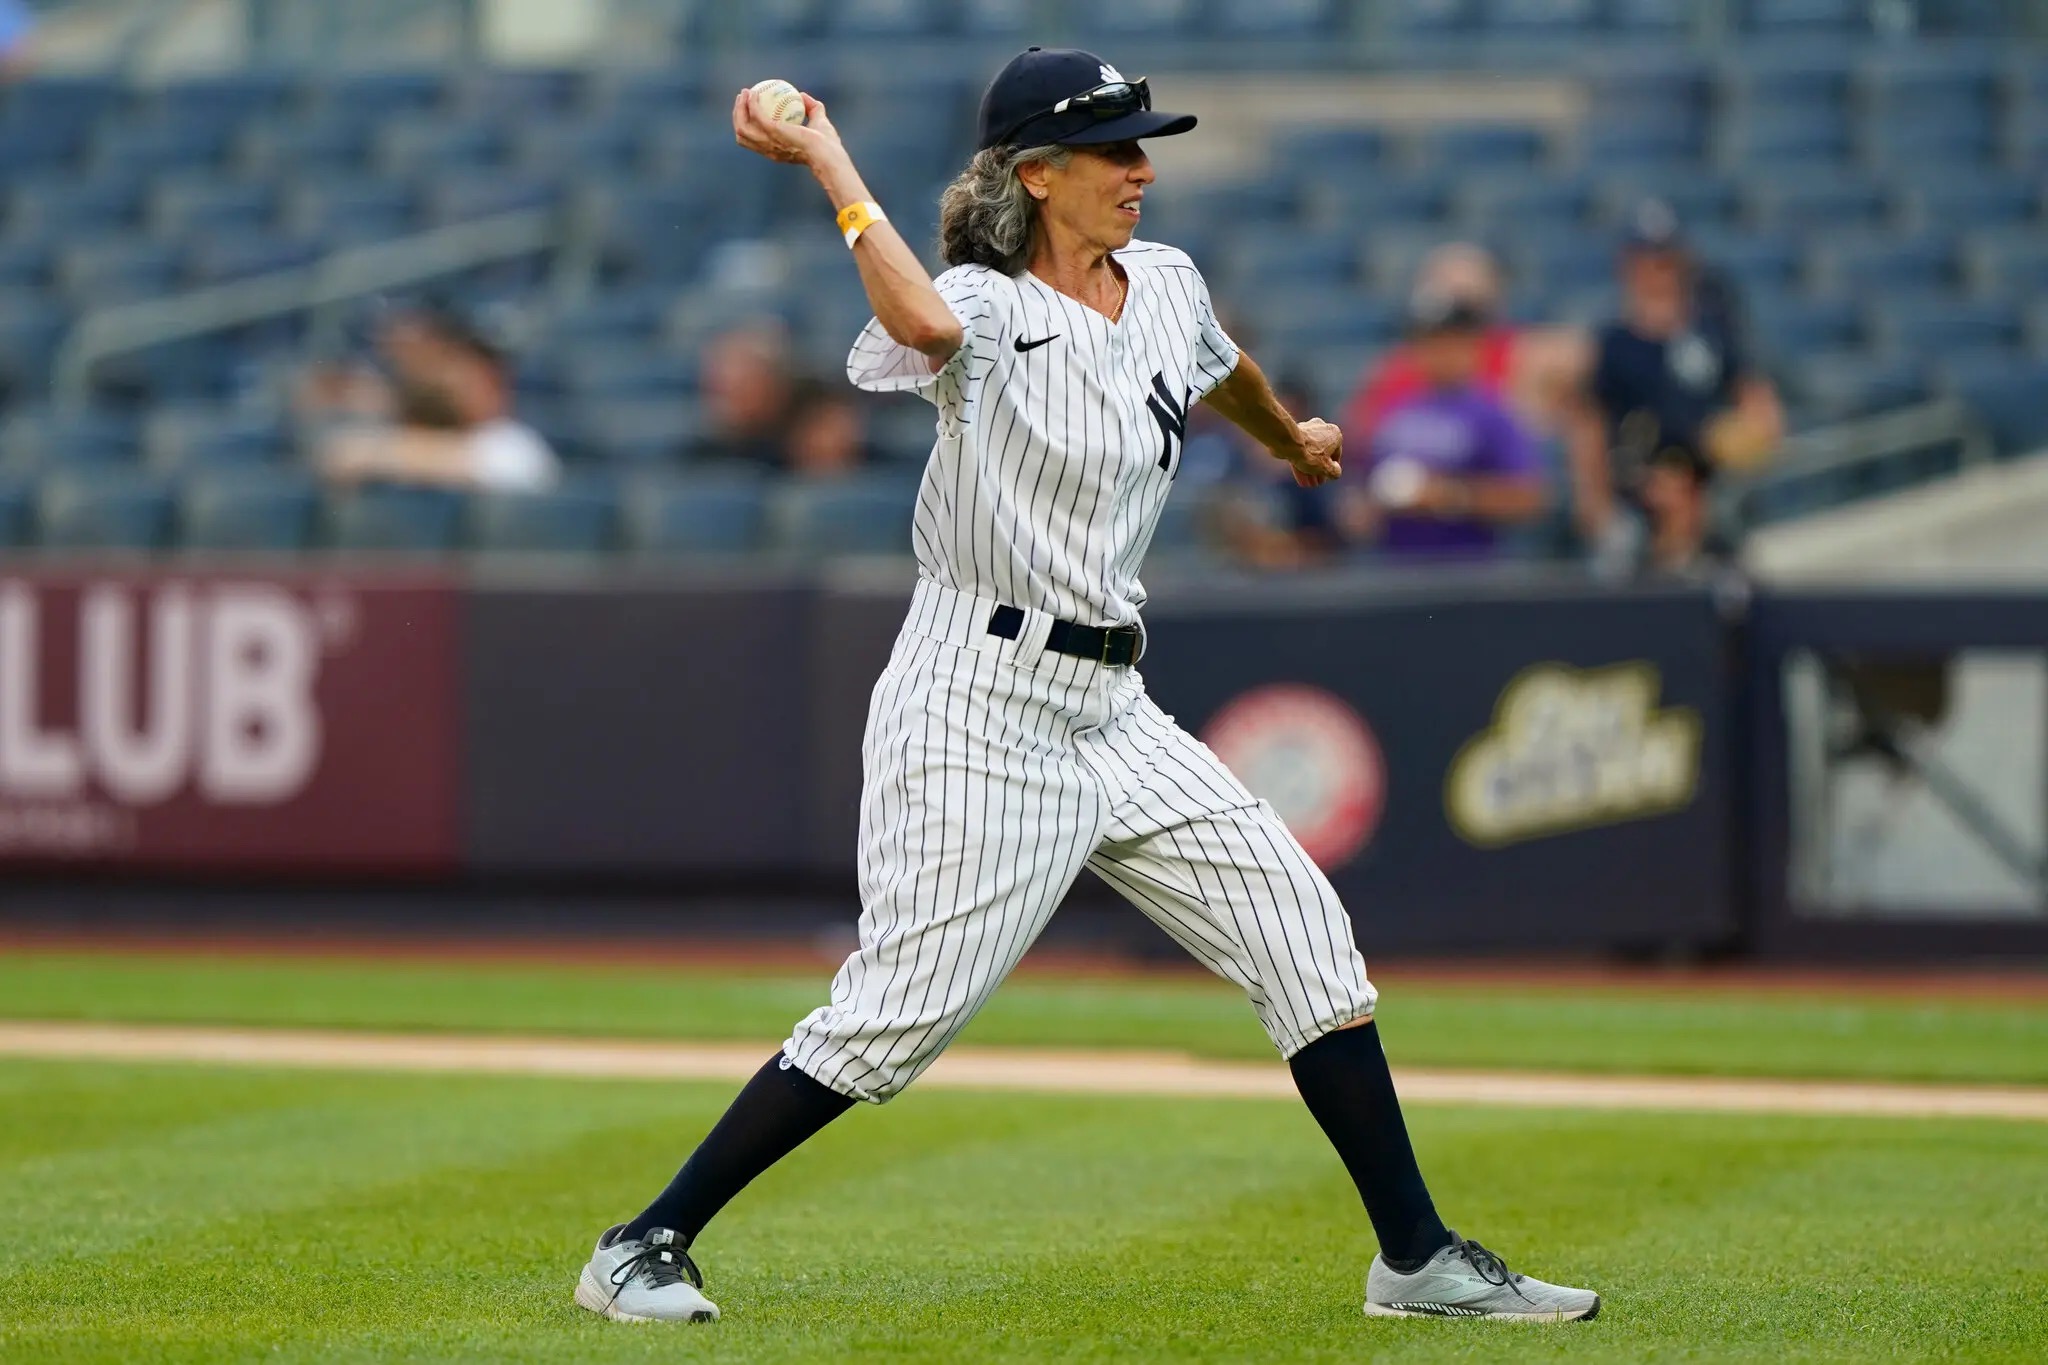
[1016, 159, 1052, 202]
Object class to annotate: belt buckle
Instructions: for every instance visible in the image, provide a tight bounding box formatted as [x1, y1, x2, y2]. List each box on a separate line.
[1099, 629, 1119, 666]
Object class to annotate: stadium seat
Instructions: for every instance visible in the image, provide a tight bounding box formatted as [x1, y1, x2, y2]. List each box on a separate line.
[1301, 174, 1452, 229]
[239, 116, 381, 176]
[1582, 119, 1708, 169]
[1595, 175, 1741, 231]
[961, 0, 1035, 35]
[84, 338, 245, 408]
[180, 469, 321, 551]
[1458, 175, 1595, 232]
[1744, 293, 1866, 357]
[0, 74, 121, 134]
[55, 239, 184, 303]
[639, 126, 780, 238]
[1480, 0, 1598, 38]
[147, 73, 297, 127]
[1903, 174, 2039, 232]
[1609, 0, 1692, 32]
[150, 180, 280, 238]
[450, 68, 583, 118]
[184, 232, 323, 285]
[513, 119, 643, 176]
[1271, 127, 1392, 179]
[1744, 175, 1890, 230]
[1722, 107, 1854, 168]
[307, 71, 447, 115]
[559, 347, 693, 403]
[0, 468, 32, 547]
[376, 118, 508, 176]
[626, 472, 768, 554]
[0, 240, 48, 290]
[423, 171, 563, 226]
[93, 122, 238, 179]
[37, 470, 176, 551]
[580, 399, 701, 466]
[1226, 233, 1362, 289]
[598, 69, 703, 125]
[325, 484, 466, 552]
[548, 289, 673, 348]
[1382, 0, 1472, 38]
[0, 409, 140, 468]
[1689, 229, 1807, 292]
[0, 299, 63, 403]
[1785, 353, 1930, 423]
[768, 475, 919, 558]
[1962, 229, 2048, 295]
[6, 179, 146, 238]
[1872, 297, 2026, 354]
[0, 124, 87, 177]
[1940, 353, 2048, 454]
[1863, 108, 1997, 168]
[285, 180, 420, 244]
[1214, 0, 1342, 35]
[1245, 289, 1403, 350]
[1506, 235, 1614, 297]
[1422, 125, 1551, 171]
[1743, 0, 1866, 34]
[825, 0, 952, 38]
[1146, 487, 1211, 562]
[1071, 0, 1201, 36]
[1817, 234, 1960, 295]
[469, 482, 618, 555]
[144, 411, 287, 471]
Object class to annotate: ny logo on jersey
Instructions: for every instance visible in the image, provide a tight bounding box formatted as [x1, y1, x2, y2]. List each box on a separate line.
[1146, 372, 1193, 477]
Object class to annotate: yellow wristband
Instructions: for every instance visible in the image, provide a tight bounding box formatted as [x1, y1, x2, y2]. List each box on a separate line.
[836, 200, 887, 248]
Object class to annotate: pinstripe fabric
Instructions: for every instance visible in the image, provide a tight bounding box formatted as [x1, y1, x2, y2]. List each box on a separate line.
[846, 240, 1237, 630]
[785, 583, 1378, 1103]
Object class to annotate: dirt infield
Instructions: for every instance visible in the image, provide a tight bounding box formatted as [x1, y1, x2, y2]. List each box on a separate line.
[6, 1021, 2046, 1121]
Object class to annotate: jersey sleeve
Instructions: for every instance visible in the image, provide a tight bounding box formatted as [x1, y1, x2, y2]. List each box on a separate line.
[845, 266, 997, 402]
[1189, 269, 1241, 401]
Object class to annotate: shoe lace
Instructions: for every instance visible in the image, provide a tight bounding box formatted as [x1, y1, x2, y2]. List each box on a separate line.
[608, 1234, 704, 1303]
[1448, 1237, 1531, 1301]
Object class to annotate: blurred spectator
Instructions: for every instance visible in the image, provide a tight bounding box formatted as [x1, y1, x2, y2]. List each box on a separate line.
[1566, 202, 1782, 576]
[690, 321, 794, 466]
[316, 305, 559, 492]
[784, 378, 873, 478]
[0, 0, 35, 77]
[1206, 375, 1342, 570]
[1342, 243, 1582, 444]
[1639, 442, 1734, 578]
[1337, 294, 1546, 560]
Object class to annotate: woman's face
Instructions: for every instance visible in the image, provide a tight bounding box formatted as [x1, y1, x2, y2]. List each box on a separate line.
[1034, 141, 1154, 251]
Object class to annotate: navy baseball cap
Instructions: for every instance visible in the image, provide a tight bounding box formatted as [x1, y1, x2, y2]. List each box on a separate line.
[976, 47, 1197, 152]
[1621, 197, 1687, 255]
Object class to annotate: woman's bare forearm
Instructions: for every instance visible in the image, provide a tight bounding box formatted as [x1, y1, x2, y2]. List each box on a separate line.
[810, 149, 962, 359]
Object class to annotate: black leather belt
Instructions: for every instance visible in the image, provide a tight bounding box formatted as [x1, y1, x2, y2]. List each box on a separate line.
[987, 604, 1143, 667]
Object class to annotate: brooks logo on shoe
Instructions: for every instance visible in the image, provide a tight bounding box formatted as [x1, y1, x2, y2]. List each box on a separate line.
[1386, 1302, 1487, 1317]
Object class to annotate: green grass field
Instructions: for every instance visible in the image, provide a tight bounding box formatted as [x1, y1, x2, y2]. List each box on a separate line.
[3, 948, 2046, 1362]
[7, 949, 2048, 1084]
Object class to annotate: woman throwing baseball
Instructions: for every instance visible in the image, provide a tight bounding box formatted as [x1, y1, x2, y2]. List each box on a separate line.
[575, 48, 1601, 1328]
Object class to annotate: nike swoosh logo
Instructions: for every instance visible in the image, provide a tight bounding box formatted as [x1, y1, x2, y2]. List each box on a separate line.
[1013, 334, 1060, 353]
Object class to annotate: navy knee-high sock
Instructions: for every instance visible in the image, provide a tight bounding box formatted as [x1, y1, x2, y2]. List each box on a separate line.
[1288, 1020, 1451, 1271]
[622, 1054, 855, 1245]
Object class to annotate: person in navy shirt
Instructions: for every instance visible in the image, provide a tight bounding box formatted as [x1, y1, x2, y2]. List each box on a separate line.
[1340, 293, 1547, 560]
[1568, 201, 1782, 574]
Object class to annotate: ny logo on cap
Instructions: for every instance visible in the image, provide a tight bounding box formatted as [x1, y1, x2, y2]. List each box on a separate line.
[1099, 63, 1125, 83]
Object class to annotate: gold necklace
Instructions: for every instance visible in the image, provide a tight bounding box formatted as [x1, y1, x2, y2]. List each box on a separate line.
[1108, 271, 1128, 323]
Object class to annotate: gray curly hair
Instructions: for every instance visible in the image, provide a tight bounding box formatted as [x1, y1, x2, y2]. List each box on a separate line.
[937, 143, 1072, 275]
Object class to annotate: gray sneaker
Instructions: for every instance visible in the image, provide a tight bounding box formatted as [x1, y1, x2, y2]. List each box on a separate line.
[573, 1225, 721, 1324]
[1365, 1233, 1600, 1322]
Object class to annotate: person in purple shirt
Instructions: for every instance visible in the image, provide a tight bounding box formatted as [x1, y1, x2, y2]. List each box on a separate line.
[1342, 293, 1547, 560]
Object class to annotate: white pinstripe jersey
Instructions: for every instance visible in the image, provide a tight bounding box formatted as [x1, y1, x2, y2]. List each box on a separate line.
[846, 240, 1240, 629]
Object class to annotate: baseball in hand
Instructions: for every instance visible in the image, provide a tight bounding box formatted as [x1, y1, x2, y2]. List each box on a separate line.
[750, 79, 807, 126]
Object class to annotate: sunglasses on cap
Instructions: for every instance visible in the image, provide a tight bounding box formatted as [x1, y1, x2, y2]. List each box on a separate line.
[995, 77, 1151, 147]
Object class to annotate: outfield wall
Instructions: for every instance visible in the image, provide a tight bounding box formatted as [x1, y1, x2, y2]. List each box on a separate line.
[1, 563, 2042, 958]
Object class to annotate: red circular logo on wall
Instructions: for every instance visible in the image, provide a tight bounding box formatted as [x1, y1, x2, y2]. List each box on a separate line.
[1201, 684, 1386, 870]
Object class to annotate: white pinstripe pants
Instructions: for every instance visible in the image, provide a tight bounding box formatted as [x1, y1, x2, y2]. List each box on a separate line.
[786, 579, 1378, 1102]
